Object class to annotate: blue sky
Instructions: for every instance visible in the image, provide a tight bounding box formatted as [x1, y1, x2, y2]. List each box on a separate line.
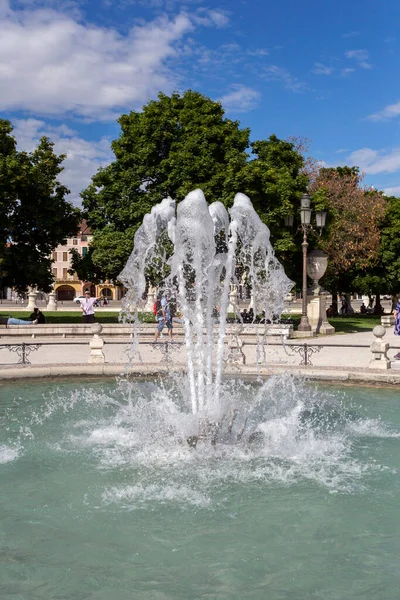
[1, 0, 400, 204]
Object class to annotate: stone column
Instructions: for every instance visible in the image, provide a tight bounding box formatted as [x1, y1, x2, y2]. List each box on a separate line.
[369, 325, 390, 369]
[88, 323, 105, 364]
[26, 287, 38, 312]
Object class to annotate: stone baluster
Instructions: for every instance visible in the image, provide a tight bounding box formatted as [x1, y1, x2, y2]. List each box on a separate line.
[88, 323, 105, 364]
[369, 325, 390, 369]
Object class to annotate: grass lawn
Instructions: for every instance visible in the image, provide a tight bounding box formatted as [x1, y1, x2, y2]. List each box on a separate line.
[0, 311, 383, 333]
[282, 314, 382, 334]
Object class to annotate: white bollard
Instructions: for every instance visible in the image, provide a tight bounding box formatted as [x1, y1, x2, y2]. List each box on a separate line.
[369, 325, 391, 369]
[88, 323, 105, 364]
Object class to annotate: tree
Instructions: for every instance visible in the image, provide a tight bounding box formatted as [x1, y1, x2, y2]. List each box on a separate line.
[79, 91, 308, 280]
[238, 134, 308, 279]
[309, 167, 387, 311]
[352, 194, 400, 302]
[0, 120, 80, 293]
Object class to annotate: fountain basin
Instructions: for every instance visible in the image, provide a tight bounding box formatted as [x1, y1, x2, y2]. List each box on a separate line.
[1, 375, 400, 599]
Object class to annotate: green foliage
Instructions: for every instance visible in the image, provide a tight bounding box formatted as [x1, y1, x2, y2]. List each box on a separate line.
[0, 119, 80, 293]
[242, 135, 308, 250]
[352, 194, 400, 295]
[79, 92, 308, 279]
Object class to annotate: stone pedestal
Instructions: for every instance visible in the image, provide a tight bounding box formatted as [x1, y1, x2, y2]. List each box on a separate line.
[26, 289, 38, 312]
[369, 325, 390, 369]
[228, 285, 239, 314]
[88, 323, 105, 364]
[47, 291, 57, 311]
[307, 295, 335, 335]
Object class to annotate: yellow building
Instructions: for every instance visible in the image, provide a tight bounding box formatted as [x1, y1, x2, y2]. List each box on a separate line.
[52, 221, 122, 301]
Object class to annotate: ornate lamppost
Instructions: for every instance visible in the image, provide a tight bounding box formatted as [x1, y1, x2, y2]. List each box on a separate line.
[285, 193, 327, 332]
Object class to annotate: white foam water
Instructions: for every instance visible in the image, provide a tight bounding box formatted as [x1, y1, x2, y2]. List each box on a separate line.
[4, 374, 397, 504]
[0, 444, 20, 464]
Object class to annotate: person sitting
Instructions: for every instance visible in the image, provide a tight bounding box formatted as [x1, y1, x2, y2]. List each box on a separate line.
[29, 307, 46, 324]
[360, 302, 366, 314]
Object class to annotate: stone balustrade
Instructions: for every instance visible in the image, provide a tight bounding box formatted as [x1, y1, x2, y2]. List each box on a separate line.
[0, 322, 294, 339]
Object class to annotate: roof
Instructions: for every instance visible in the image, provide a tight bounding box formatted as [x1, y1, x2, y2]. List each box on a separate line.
[79, 219, 92, 235]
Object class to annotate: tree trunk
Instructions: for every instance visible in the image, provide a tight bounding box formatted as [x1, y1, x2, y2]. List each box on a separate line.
[374, 292, 383, 315]
[331, 290, 339, 316]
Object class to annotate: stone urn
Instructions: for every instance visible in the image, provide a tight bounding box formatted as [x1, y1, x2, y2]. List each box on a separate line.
[306, 248, 328, 296]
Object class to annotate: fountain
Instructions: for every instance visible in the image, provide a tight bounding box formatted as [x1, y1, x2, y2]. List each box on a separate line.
[119, 189, 292, 423]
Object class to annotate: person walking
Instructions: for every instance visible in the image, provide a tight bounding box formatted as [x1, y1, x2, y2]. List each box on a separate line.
[80, 290, 96, 323]
[154, 291, 173, 342]
[393, 297, 400, 359]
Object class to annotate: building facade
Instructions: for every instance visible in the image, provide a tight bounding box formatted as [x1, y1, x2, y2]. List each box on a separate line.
[52, 221, 122, 301]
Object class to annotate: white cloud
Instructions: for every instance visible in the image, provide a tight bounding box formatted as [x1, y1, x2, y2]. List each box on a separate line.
[0, 3, 226, 119]
[12, 118, 114, 205]
[192, 9, 229, 28]
[217, 84, 260, 112]
[383, 185, 400, 196]
[347, 147, 400, 175]
[263, 65, 307, 93]
[345, 48, 372, 69]
[368, 101, 400, 121]
[312, 63, 333, 75]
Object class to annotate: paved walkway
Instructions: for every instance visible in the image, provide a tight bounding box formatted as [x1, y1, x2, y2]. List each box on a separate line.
[0, 327, 399, 384]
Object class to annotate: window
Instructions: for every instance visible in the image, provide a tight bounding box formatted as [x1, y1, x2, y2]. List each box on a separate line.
[52, 268, 58, 278]
[63, 268, 68, 279]
[81, 235, 87, 242]
[82, 247, 88, 256]
[52, 251, 57, 261]
[73, 239, 78, 245]
[63, 252, 68, 262]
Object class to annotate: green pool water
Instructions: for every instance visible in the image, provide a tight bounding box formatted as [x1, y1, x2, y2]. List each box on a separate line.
[1, 375, 399, 600]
